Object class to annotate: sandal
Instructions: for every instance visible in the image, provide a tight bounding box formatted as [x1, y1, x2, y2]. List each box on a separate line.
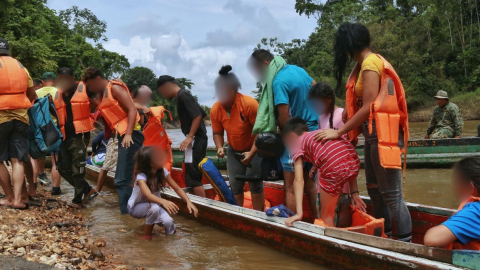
[10, 203, 29, 210]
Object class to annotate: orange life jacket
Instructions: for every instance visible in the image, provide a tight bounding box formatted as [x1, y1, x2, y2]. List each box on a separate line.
[447, 197, 480, 251]
[0, 56, 33, 110]
[53, 82, 94, 139]
[143, 106, 174, 171]
[98, 80, 139, 136]
[345, 54, 409, 169]
[314, 207, 386, 237]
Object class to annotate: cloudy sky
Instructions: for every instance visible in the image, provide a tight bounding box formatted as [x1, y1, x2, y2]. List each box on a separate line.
[47, 0, 317, 106]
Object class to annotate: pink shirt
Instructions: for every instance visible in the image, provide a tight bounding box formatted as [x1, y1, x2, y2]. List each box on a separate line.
[318, 107, 351, 194]
[319, 107, 344, 130]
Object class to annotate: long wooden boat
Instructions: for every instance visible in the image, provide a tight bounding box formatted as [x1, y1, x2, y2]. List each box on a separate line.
[172, 137, 480, 169]
[85, 164, 480, 269]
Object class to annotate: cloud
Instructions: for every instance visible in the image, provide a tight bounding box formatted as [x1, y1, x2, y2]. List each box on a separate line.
[103, 36, 156, 65]
[198, 0, 287, 48]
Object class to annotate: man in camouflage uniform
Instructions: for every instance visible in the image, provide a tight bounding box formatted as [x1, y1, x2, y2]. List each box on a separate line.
[425, 90, 464, 139]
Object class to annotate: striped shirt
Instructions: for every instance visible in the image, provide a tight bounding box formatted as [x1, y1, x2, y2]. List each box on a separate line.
[292, 132, 360, 183]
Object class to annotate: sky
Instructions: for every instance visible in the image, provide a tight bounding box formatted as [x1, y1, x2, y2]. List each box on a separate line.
[47, 0, 318, 106]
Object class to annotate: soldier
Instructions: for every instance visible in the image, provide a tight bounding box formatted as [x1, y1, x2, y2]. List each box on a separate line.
[425, 90, 464, 139]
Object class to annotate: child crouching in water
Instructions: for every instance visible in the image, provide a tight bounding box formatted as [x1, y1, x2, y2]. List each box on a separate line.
[283, 118, 366, 227]
[128, 146, 198, 239]
[424, 157, 480, 250]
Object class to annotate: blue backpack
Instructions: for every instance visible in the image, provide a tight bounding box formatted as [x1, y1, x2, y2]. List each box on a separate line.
[28, 96, 63, 159]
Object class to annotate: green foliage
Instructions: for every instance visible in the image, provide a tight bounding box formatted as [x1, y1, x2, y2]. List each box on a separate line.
[257, 0, 480, 110]
[0, 1, 129, 79]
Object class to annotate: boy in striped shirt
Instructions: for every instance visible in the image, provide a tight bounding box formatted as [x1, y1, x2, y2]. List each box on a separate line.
[282, 117, 365, 227]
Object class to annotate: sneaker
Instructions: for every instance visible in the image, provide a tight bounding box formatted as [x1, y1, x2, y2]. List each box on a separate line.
[37, 173, 51, 185]
[51, 187, 62, 196]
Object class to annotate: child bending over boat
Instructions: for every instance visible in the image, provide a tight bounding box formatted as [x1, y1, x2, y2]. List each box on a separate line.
[424, 157, 480, 250]
[128, 146, 198, 239]
[282, 118, 366, 227]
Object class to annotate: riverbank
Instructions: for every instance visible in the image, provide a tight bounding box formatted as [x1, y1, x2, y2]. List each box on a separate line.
[0, 186, 130, 269]
[409, 89, 480, 122]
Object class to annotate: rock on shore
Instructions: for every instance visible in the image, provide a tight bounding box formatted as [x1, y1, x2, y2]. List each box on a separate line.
[0, 187, 141, 270]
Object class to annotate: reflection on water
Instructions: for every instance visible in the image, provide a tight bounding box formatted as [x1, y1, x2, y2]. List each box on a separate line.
[166, 120, 479, 148]
[58, 179, 321, 269]
[357, 168, 458, 209]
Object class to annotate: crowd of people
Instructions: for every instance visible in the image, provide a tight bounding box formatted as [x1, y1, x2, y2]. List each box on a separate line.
[0, 21, 478, 250]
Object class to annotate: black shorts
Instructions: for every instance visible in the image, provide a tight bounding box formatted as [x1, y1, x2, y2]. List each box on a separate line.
[0, 120, 29, 162]
[184, 136, 208, 188]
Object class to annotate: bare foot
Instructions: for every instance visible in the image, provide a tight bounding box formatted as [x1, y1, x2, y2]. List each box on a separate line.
[140, 235, 153, 240]
[27, 186, 37, 197]
[12, 202, 29, 210]
[0, 198, 13, 207]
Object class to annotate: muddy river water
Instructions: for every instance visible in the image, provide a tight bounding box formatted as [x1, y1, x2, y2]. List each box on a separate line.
[60, 121, 478, 269]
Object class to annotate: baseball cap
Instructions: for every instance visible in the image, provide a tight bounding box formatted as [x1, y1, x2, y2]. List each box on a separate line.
[42, 72, 56, 80]
[0, 37, 10, 56]
[434, 90, 449, 99]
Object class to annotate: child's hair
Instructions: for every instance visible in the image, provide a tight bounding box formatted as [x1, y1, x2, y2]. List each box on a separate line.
[282, 117, 309, 136]
[133, 146, 166, 192]
[454, 157, 480, 194]
[309, 82, 335, 129]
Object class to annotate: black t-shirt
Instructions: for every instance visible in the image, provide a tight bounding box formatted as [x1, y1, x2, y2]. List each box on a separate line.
[63, 83, 89, 138]
[176, 89, 207, 139]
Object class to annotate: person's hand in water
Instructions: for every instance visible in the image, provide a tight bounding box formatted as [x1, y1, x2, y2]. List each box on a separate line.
[217, 148, 225, 158]
[187, 202, 198, 217]
[285, 213, 302, 227]
[180, 136, 193, 151]
[315, 129, 341, 142]
[122, 134, 133, 148]
[161, 199, 179, 215]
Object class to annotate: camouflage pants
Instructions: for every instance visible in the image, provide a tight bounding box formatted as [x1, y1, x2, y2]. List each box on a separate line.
[430, 127, 454, 139]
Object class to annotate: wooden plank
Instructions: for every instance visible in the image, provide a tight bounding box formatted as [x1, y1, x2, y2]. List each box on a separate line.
[324, 228, 453, 264]
[163, 190, 462, 270]
[453, 250, 480, 270]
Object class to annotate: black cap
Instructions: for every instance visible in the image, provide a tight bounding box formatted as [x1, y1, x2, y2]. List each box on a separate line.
[0, 37, 10, 56]
[156, 75, 176, 88]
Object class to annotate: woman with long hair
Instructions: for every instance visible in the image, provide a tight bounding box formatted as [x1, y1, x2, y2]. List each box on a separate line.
[316, 22, 412, 242]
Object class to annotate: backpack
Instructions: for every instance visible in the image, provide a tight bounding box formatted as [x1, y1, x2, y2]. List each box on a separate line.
[28, 96, 63, 159]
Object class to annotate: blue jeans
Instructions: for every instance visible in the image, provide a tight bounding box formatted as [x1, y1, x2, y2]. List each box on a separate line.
[362, 121, 412, 241]
[115, 130, 144, 214]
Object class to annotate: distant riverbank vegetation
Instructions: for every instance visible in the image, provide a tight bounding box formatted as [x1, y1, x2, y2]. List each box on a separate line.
[253, 0, 480, 120]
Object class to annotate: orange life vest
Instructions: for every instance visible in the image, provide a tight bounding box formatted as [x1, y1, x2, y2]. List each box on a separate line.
[314, 207, 386, 237]
[98, 80, 139, 136]
[143, 106, 173, 171]
[346, 54, 409, 169]
[447, 197, 480, 251]
[53, 82, 94, 139]
[0, 56, 33, 110]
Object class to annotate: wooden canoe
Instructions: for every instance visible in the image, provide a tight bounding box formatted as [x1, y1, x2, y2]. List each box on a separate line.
[85, 165, 480, 269]
[172, 137, 480, 169]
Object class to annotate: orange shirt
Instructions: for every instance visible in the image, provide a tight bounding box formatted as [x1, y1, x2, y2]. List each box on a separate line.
[211, 93, 258, 152]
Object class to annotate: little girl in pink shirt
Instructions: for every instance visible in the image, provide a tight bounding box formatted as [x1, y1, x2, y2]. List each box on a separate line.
[308, 83, 350, 195]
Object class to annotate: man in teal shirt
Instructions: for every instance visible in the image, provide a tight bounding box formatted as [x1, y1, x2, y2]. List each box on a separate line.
[249, 49, 318, 218]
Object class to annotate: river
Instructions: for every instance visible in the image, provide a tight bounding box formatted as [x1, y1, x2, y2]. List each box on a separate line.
[65, 120, 478, 269]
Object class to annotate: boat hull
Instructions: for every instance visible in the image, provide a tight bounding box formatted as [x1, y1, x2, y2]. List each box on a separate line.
[85, 165, 471, 269]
